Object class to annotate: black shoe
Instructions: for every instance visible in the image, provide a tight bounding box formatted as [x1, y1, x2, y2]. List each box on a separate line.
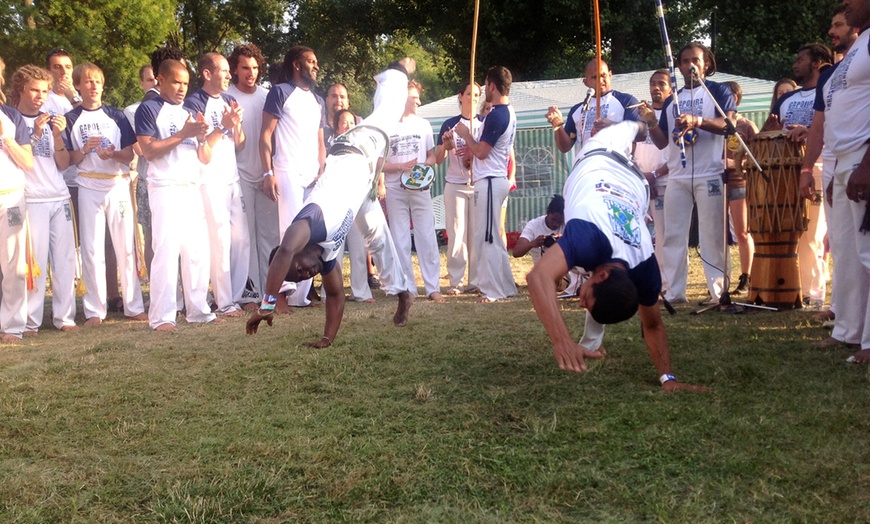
[732, 273, 750, 295]
[368, 274, 381, 289]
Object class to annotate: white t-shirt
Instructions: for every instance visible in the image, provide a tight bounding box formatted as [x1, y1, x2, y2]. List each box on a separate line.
[473, 104, 516, 182]
[227, 84, 268, 184]
[562, 122, 654, 277]
[135, 97, 203, 187]
[0, 105, 30, 192]
[43, 91, 77, 187]
[519, 215, 564, 264]
[184, 89, 240, 185]
[821, 29, 870, 157]
[633, 107, 669, 178]
[386, 115, 435, 189]
[263, 82, 326, 184]
[21, 112, 70, 202]
[564, 90, 641, 156]
[658, 79, 736, 179]
[64, 105, 136, 192]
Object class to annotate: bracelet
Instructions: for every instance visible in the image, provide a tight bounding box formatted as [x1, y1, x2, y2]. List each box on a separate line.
[695, 116, 703, 128]
[551, 118, 564, 129]
[320, 336, 332, 347]
[659, 373, 676, 385]
[55, 147, 66, 152]
[651, 170, 658, 179]
[800, 167, 813, 175]
[263, 293, 278, 305]
[262, 170, 273, 179]
[218, 125, 230, 136]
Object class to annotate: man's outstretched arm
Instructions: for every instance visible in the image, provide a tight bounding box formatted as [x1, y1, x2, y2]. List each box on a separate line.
[246, 220, 314, 335]
[527, 245, 602, 373]
[309, 266, 346, 348]
[637, 303, 708, 391]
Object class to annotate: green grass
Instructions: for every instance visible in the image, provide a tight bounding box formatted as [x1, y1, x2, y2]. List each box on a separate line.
[1, 249, 869, 523]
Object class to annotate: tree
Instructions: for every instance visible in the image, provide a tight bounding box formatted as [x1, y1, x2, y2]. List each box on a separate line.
[0, 0, 176, 107]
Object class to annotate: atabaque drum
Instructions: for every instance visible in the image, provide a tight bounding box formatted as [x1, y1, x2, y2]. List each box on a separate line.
[744, 131, 807, 310]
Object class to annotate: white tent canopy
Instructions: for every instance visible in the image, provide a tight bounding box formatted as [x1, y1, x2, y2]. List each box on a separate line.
[418, 70, 776, 130]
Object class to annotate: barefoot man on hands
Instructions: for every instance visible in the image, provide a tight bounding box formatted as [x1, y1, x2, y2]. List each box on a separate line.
[527, 120, 707, 391]
[246, 57, 419, 346]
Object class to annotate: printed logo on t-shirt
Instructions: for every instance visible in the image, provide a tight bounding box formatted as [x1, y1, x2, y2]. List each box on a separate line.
[826, 49, 855, 110]
[329, 209, 355, 254]
[604, 197, 641, 248]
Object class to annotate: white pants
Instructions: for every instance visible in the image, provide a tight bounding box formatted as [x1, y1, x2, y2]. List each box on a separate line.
[822, 157, 838, 317]
[472, 177, 517, 300]
[444, 181, 476, 290]
[649, 178, 669, 290]
[26, 200, 76, 330]
[201, 181, 250, 313]
[661, 175, 728, 301]
[77, 184, 144, 319]
[830, 146, 870, 347]
[239, 177, 280, 303]
[148, 184, 215, 329]
[798, 166, 827, 302]
[346, 212, 373, 301]
[385, 183, 442, 296]
[276, 169, 313, 306]
[353, 195, 410, 296]
[0, 190, 27, 337]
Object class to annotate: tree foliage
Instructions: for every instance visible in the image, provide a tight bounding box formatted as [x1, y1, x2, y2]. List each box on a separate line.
[0, 0, 843, 109]
[0, 0, 176, 107]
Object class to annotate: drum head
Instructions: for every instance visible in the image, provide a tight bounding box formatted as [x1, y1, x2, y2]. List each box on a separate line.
[400, 164, 435, 190]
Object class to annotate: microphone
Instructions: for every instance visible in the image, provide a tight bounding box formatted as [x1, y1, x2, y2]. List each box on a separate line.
[688, 64, 700, 78]
[581, 87, 594, 111]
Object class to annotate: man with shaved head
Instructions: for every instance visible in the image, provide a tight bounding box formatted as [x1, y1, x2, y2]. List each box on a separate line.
[546, 59, 642, 158]
[135, 59, 219, 331]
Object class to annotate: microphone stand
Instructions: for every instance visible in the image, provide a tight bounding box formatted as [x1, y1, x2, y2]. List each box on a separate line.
[689, 74, 776, 315]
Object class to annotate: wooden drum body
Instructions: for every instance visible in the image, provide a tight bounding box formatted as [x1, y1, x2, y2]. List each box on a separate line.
[745, 131, 807, 310]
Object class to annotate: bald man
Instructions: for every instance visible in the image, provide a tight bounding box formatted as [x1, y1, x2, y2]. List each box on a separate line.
[135, 59, 218, 331]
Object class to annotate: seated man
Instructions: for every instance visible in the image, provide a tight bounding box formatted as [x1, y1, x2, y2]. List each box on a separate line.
[526, 120, 705, 391]
[246, 58, 418, 347]
[512, 194, 565, 265]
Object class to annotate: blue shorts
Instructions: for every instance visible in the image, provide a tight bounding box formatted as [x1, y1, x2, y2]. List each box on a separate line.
[727, 186, 746, 202]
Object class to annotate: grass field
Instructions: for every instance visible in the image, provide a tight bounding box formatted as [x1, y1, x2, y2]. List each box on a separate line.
[1, 248, 868, 523]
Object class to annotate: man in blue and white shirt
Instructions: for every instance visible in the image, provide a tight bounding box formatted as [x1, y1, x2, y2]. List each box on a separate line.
[527, 121, 705, 391]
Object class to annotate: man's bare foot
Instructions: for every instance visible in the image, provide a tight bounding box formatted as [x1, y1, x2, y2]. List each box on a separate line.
[812, 310, 835, 321]
[475, 296, 497, 303]
[241, 302, 259, 312]
[84, 317, 102, 326]
[23, 330, 38, 337]
[847, 349, 870, 364]
[208, 317, 226, 324]
[60, 325, 79, 332]
[220, 309, 245, 318]
[813, 337, 855, 349]
[428, 292, 445, 303]
[1, 333, 21, 343]
[393, 291, 415, 326]
[585, 344, 607, 357]
[154, 323, 177, 332]
[127, 313, 148, 321]
[362, 298, 375, 303]
[446, 288, 462, 296]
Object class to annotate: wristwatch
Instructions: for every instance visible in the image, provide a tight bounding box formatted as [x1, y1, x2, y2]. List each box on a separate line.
[72, 95, 83, 104]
